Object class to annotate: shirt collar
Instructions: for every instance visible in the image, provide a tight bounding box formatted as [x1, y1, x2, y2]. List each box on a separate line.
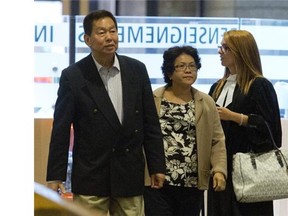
[91, 54, 120, 72]
[227, 74, 237, 82]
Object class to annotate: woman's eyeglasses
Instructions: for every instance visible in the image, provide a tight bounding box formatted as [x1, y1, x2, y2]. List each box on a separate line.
[218, 45, 230, 53]
[174, 63, 198, 72]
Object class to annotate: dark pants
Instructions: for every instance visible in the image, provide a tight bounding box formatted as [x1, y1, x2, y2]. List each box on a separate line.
[144, 185, 204, 216]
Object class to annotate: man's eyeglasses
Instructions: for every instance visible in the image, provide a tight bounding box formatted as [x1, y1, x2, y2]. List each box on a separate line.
[218, 45, 230, 53]
[174, 63, 198, 72]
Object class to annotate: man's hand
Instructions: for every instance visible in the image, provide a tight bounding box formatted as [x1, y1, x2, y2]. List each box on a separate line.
[213, 172, 226, 191]
[47, 181, 66, 195]
[150, 173, 165, 189]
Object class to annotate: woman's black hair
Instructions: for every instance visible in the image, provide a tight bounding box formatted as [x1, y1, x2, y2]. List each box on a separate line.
[161, 45, 201, 86]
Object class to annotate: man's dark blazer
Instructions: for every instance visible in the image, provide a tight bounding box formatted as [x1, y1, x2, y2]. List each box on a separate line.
[46, 53, 165, 197]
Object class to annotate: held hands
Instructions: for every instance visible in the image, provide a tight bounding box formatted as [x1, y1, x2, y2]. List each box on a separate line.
[47, 181, 66, 195]
[213, 172, 226, 192]
[150, 173, 165, 189]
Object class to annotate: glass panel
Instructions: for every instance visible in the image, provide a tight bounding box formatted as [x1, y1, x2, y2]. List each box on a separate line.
[240, 18, 288, 118]
[34, 16, 70, 118]
[34, 16, 288, 118]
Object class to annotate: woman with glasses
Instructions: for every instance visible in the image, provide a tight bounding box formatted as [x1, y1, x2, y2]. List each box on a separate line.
[143, 45, 227, 216]
[207, 30, 282, 216]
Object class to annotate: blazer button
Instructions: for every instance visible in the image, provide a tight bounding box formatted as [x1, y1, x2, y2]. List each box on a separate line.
[93, 108, 98, 114]
[135, 110, 139, 115]
[112, 148, 116, 152]
[134, 129, 139, 133]
[125, 148, 129, 152]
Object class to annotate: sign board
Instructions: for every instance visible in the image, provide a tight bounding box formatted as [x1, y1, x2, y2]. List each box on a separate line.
[34, 16, 288, 118]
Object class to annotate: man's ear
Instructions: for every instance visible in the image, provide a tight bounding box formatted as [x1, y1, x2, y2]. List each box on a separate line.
[84, 34, 91, 47]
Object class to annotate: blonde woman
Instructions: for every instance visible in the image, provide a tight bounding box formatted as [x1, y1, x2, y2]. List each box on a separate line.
[207, 30, 282, 216]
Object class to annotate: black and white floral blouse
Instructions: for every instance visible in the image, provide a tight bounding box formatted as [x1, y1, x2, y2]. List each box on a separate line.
[160, 98, 198, 188]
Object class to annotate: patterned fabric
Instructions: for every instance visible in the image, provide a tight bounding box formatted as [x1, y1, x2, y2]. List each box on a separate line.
[232, 149, 288, 203]
[160, 98, 198, 187]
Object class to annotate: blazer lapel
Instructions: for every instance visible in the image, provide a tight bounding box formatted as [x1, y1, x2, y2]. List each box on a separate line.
[82, 55, 121, 132]
[118, 56, 135, 128]
[193, 88, 204, 124]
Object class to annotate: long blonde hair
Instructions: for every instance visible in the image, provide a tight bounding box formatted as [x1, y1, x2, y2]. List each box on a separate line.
[212, 30, 263, 99]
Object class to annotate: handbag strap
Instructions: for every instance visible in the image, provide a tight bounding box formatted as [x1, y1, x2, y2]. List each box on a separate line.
[250, 120, 288, 171]
[263, 120, 278, 150]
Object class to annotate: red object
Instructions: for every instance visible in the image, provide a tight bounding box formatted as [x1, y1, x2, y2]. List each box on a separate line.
[61, 192, 73, 201]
